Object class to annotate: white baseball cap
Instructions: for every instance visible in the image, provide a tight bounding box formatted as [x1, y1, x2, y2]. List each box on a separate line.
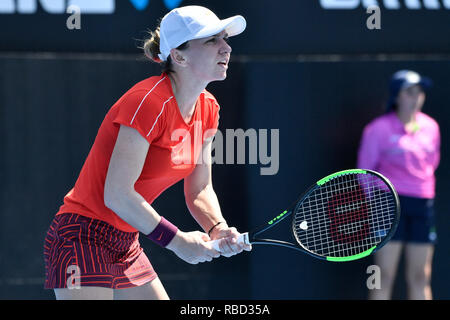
[158, 6, 247, 61]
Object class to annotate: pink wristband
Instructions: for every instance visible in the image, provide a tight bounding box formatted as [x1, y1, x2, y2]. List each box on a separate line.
[145, 217, 178, 247]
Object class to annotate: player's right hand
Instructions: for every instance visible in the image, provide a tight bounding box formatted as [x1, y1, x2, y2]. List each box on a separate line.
[166, 230, 220, 264]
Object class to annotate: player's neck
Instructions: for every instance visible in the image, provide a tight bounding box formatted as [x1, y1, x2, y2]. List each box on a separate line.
[168, 72, 206, 119]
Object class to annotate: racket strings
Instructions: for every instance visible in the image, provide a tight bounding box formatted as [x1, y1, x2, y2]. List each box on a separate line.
[293, 173, 397, 258]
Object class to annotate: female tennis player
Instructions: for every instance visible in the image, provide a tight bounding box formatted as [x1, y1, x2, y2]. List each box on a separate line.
[43, 5, 251, 300]
[358, 70, 440, 300]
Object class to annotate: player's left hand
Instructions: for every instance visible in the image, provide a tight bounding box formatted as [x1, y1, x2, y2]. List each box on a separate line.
[209, 224, 252, 257]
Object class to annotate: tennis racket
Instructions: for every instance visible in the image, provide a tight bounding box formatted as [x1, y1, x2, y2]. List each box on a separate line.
[211, 169, 400, 262]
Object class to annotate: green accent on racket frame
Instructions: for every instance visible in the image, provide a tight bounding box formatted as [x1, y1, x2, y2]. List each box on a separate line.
[268, 210, 288, 225]
[316, 169, 367, 186]
[326, 246, 376, 262]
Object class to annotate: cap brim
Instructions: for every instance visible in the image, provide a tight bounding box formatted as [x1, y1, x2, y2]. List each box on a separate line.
[221, 15, 247, 37]
[192, 15, 247, 40]
[402, 76, 433, 90]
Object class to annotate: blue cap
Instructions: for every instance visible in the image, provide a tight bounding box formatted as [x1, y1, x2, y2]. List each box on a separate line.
[386, 70, 432, 112]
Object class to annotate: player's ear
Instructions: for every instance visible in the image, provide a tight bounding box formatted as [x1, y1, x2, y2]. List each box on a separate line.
[170, 49, 187, 67]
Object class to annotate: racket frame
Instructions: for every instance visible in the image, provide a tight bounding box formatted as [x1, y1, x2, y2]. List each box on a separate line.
[246, 169, 401, 262]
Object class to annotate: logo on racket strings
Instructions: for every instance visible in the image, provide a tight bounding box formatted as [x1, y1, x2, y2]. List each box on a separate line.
[327, 186, 370, 244]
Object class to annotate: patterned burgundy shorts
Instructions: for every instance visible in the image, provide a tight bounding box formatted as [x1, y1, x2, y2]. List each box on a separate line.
[44, 213, 157, 289]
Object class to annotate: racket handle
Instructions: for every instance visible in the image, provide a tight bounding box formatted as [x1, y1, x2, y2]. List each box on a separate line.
[210, 232, 249, 252]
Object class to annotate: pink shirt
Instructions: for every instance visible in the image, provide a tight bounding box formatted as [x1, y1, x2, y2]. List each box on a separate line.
[357, 112, 440, 199]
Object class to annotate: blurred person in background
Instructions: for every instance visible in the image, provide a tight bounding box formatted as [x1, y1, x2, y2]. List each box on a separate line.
[358, 70, 440, 300]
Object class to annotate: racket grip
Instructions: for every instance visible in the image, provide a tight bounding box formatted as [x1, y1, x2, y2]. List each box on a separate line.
[210, 232, 249, 252]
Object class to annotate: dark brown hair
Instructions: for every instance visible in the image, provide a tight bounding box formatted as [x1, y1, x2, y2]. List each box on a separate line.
[142, 25, 189, 74]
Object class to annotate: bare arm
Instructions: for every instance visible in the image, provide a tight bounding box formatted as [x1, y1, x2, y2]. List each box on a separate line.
[184, 138, 226, 235]
[104, 125, 160, 234]
[104, 125, 219, 264]
[184, 138, 251, 255]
